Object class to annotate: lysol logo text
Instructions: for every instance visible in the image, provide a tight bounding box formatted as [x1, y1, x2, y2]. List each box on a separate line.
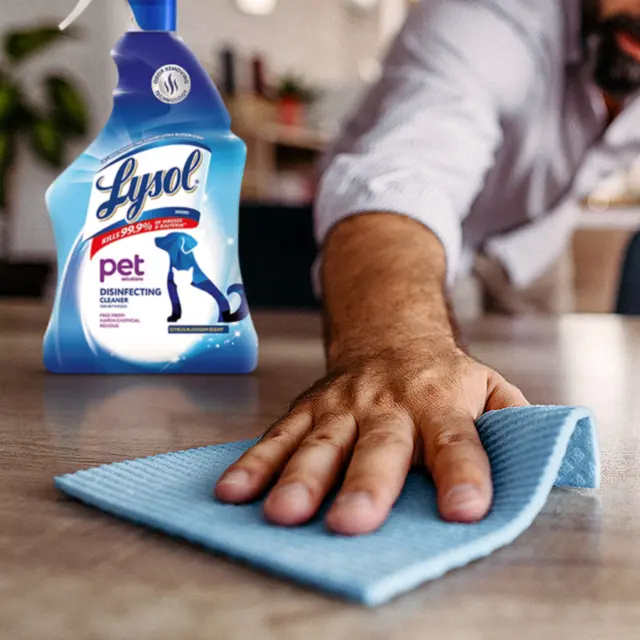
[96, 149, 204, 223]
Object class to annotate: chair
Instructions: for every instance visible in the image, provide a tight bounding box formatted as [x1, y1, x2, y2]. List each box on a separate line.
[239, 202, 320, 309]
[615, 230, 640, 315]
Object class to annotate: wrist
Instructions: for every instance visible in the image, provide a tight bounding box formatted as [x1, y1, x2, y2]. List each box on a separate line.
[327, 326, 459, 369]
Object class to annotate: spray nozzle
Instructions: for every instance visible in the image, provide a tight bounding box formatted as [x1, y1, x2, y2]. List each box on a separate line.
[59, 0, 92, 30]
[60, 0, 177, 32]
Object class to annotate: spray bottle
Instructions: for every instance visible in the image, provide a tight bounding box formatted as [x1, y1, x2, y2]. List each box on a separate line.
[44, 0, 258, 373]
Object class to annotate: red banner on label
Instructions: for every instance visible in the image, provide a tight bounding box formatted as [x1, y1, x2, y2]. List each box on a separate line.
[90, 217, 199, 258]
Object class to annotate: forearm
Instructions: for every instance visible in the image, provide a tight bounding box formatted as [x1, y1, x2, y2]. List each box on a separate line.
[322, 212, 458, 368]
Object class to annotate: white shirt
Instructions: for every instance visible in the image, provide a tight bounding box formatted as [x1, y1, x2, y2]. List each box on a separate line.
[314, 0, 640, 288]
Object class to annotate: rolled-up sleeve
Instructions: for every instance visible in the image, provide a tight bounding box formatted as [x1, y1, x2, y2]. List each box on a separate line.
[314, 0, 536, 283]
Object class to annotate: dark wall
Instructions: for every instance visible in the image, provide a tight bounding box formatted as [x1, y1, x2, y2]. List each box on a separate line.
[0, 204, 322, 306]
[239, 203, 320, 309]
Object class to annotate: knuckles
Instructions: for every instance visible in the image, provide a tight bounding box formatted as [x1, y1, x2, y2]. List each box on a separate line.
[301, 425, 353, 457]
[357, 419, 414, 450]
[313, 410, 353, 426]
[432, 428, 479, 450]
[266, 419, 303, 444]
[428, 426, 485, 467]
[287, 351, 482, 422]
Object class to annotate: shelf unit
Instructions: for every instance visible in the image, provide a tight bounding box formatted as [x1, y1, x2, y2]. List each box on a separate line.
[227, 95, 331, 204]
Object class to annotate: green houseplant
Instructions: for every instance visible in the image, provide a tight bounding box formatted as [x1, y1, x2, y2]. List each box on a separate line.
[0, 24, 90, 296]
[275, 73, 318, 127]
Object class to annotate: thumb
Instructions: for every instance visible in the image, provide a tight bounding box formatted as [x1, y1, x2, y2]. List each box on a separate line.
[485, 371, 529, 411]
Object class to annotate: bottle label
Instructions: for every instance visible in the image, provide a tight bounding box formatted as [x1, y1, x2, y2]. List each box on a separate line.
[76, 136, 241, 365]
[152, 65, 192, 104]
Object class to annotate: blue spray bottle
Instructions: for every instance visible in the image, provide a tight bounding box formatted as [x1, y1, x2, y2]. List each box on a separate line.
[45, 0, 258, 374]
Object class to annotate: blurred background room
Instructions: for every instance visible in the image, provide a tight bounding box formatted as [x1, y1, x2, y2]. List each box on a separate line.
[1, 0, 640, 314]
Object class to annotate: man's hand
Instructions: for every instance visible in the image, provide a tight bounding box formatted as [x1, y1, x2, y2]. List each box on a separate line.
[215, 213, 528, 534]
[215, 342, 527, 535]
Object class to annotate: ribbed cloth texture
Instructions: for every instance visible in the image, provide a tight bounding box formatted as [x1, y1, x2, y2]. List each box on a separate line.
[56, 406, 599, 605]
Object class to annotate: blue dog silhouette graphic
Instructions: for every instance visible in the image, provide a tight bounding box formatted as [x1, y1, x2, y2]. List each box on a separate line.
[154, 232, 249, 323]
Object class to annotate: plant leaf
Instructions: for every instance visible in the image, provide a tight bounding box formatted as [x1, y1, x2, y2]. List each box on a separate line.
[46, 76, 89, 136]
[0, 132, 16, 210]
[0, 78, 34, 131]
[4, 26, 76, 64]
[30, 118, 65, 170]
[13, 96, 37, 131]
[0, 80, 20, 128]
[0, 132, 15, 169]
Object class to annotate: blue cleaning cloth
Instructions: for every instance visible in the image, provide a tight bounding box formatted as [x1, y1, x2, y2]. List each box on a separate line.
[55, 405, 599, 606]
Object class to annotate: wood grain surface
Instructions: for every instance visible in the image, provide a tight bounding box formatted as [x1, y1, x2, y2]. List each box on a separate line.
[1, 302, 639, 640]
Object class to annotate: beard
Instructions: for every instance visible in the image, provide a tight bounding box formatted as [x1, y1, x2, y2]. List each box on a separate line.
[588, 15, 640, 97]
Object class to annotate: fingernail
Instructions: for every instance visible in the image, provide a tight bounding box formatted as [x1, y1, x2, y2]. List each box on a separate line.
[334, 491, 373, 512]
[271, 483, 311, 511]
[443, 484, 484, 513]
[219, 469, 250, 487]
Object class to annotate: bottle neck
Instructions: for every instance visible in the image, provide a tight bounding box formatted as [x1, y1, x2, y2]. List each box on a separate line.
[128, 1, 177, 32]
[127, 15, 175, 33]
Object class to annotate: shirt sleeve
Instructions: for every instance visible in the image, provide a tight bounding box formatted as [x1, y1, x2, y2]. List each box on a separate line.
[314, 0, 537, 284]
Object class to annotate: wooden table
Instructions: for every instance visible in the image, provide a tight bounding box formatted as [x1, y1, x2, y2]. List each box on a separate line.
[2, 302, 640, 639]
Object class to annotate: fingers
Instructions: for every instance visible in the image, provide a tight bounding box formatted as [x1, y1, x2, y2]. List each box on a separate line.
[486, 372, 529, 411]
[263, 412, 358, 526]
[326, 412, 415, 536]
[215, 408, 312, 503]
[423, 411, 492, 524]
[218, 365, 526, 536]
[423, 371, 527, 523]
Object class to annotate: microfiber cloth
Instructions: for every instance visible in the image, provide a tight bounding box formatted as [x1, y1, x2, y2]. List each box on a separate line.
[55, 405, 599, 606]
